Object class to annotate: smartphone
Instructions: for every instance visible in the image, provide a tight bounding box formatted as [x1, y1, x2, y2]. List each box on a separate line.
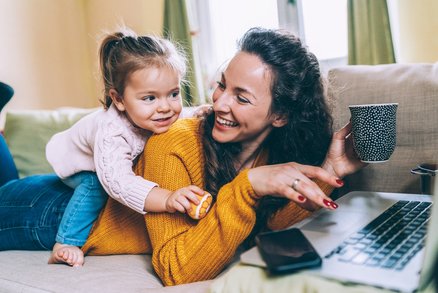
[255, 228, 322, 275]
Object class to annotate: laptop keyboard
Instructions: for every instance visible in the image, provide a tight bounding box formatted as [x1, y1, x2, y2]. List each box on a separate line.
[324, 200, 431, 271]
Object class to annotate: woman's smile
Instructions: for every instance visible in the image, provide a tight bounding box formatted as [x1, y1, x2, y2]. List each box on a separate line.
[215, 116, 239, 128]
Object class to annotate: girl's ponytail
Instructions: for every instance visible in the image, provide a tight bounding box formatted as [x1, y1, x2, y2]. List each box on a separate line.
[98, 32, 123, 109]
[97, 27, 186, 110]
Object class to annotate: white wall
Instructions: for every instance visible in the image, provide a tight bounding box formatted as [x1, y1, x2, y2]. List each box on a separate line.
[0, 0, 164, 127]
[84, 0, 164, 100]
[0, 1, 92, 114]
[392, 0, 438, 63]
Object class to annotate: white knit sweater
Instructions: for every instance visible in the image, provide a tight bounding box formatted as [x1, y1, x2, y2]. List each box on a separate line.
[46, 104, 156, 214]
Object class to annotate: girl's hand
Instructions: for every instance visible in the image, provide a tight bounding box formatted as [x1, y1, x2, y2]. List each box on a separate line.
[247, 162, 344, 210]
[322, 121, 367, 178]
[165, 185, 204, 213]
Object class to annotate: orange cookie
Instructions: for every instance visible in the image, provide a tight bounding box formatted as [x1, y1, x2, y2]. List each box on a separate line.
[188, 192, 213, 220]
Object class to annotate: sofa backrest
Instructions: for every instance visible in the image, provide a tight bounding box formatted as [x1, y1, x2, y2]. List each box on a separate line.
[3, 107, 197, 178]
[3, 108, 96, 178]
[328, 63, 438, 195]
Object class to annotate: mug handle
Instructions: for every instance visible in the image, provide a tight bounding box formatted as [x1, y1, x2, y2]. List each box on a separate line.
[410, 168, 431, 175]
[418, 163, 438, 174]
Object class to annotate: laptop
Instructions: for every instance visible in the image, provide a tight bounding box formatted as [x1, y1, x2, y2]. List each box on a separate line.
[240, 184, 437, 292]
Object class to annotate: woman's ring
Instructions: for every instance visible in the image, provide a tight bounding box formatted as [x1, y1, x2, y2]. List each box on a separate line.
[291, 178, 300, 191]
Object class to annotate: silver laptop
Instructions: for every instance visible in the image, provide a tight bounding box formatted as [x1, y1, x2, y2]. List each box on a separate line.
[241, 185, 437, 292]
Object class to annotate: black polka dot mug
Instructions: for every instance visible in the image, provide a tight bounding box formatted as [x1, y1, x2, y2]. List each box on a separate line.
[349, 103, 398, 163]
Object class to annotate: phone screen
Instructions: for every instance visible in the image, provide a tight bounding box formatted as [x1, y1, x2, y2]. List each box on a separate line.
[255, 228, 322, 274]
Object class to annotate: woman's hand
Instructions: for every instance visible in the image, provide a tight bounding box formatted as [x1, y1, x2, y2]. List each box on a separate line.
[248, 162, 344, 210]
[322, 121, 367, 178]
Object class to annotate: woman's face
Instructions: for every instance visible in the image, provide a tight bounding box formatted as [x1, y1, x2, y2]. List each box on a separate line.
[211, 52, 285, 150]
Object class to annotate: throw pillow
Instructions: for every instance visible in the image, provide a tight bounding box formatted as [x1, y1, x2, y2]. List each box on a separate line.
[3, 107, 97, 178]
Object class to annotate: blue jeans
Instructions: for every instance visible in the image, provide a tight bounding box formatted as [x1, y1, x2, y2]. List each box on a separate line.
[0, 134, 18, 187]
[0, 174, 73, 250]
[56, 171, 107, 246]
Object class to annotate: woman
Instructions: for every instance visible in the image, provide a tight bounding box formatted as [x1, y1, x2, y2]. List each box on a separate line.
[82, 27, 363, 285]
[0, 27, 362, 284]
[0, 81, 18, 187]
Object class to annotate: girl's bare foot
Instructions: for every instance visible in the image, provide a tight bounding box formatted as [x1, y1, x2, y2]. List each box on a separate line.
[48, 243, 84, 267]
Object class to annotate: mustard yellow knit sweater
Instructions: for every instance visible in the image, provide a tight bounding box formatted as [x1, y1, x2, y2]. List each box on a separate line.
[83, 118, 334, 285]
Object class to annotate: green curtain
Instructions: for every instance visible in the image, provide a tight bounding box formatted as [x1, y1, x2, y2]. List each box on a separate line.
[163, 0, 199, 106]
[348, 0, 395, 65]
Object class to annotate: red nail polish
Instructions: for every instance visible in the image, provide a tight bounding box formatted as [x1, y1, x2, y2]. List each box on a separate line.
[323, 199, 331, 207]
[331, 202, 339, 209]
[298, 195, 306, 202]
[336, 179, 344, 186]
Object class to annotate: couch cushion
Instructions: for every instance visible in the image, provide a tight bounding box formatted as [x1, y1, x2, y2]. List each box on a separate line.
[328, 63, 438, 194]
[0, 251, 211, 292]
[3, 108, 97, 178]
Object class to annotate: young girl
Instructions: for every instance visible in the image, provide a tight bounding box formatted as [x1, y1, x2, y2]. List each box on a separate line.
[45, 28, 208, 267]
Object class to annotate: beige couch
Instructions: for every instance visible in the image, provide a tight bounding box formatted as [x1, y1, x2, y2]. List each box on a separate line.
[1, 63, 437, 292]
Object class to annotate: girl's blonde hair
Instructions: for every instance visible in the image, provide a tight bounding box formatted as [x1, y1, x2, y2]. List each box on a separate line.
[98, 27, 187, 109]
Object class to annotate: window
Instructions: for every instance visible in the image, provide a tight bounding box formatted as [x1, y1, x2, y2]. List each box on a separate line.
[207, 0, 279, 74]
[299, 0, 347, 60]
[188, 0, 279, 101]
[278, 0, 348, 72]
[188, 0, 348, 100]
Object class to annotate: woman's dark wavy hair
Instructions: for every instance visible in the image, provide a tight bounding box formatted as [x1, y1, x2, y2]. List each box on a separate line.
[200, 27, 333, 245]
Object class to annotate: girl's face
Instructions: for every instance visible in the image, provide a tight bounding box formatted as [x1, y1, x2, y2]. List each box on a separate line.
[211, 52, 286, 151]
[111, 66, 182, 134]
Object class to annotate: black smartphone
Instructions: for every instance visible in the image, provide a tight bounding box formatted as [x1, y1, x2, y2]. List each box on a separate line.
[255, 228, 322, 275]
